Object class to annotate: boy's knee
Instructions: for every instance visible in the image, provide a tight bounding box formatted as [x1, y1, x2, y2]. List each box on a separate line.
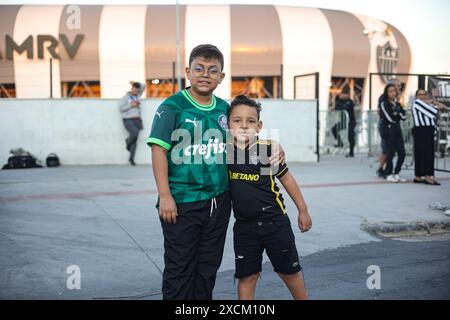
[277, 271, 301, 282]
[239, 273, 260, 284]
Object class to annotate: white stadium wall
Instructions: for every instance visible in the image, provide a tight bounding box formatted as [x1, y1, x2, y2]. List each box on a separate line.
[276, 6, 333, 108]
[13, 6, 63, 98]
[184, 5, 232, 99]
[258, 100, 317, 162]
[0, 99, 317, 165]
[98, 6, 147, 99]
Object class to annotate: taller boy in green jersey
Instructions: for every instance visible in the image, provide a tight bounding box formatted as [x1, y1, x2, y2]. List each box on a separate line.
[148, 44, 231, 300]
[148, 89, 229, 203]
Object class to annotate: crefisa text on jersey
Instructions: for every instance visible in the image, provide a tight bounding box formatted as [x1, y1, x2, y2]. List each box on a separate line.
[174, 303, 275, 317]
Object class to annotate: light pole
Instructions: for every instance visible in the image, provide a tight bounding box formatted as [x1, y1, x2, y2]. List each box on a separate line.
[176, 0, 182, 91]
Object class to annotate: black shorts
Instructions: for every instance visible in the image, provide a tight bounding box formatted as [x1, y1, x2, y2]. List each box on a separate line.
[233, 214, 302, 279]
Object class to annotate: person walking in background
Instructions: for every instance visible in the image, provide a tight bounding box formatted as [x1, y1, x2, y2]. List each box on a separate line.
[119, 81, 146, 165]
[379, 84, 407, 183]
[412, 89, 448, 185]
[332, 88, 356, 157]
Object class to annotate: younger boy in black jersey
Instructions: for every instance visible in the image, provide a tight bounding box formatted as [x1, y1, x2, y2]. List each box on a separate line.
[227, 95, 312, 300]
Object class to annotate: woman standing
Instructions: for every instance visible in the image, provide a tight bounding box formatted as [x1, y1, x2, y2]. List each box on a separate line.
[379, 84, 407, 183]
[376, 78, 403, 178]
[412, 89, 448, 185]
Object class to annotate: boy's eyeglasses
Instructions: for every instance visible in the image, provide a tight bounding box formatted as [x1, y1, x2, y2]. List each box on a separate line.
[191, 65, 221, 77]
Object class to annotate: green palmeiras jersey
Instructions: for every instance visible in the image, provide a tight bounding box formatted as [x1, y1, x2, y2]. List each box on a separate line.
[147, 88, 229, 203]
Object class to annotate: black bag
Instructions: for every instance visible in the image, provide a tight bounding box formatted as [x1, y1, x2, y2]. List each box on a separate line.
[3, 155, 42, 169]
[2, 148, 43, 170]
[46, 153, 60, 167]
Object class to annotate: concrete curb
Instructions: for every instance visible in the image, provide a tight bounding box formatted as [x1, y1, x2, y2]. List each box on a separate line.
[361, 219, 450, 238]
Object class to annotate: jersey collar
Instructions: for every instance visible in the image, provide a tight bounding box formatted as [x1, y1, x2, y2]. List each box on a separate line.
[182, 87, 216, 111]
[232, 136, 259, 151]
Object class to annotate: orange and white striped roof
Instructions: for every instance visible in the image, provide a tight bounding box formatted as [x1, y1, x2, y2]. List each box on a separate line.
[0, 4, 411, 107]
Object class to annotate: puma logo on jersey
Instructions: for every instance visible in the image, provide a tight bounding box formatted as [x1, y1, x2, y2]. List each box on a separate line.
[155, 111, 164, 119]
[185, 117, 198, 127]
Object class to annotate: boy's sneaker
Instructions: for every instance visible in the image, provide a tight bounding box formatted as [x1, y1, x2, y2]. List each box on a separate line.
[376, 168, 385, 178]
[386, 174, 399, 183]
[394, 174, 407, 183]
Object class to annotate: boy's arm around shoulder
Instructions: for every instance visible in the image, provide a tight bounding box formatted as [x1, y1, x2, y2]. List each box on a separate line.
[278, 172, 312, 233]
[259, 139, 285, 166]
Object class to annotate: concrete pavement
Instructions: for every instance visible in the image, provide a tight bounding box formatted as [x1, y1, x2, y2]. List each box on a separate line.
[1, 155, 449, 299]
[214, 233, 450, 300]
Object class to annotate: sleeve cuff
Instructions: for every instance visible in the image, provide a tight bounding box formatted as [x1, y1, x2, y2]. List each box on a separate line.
[275, 166, 289, 178]
[147, 137, 171, 150]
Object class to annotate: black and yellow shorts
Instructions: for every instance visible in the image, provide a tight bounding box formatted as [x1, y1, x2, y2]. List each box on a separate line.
[233, 214, 302, 279]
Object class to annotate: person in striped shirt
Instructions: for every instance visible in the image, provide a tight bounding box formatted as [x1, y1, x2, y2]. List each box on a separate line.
[412, 89, 448, 185]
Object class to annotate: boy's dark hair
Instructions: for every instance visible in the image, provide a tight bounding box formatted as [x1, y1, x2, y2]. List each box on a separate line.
[132, 82, 141, 89]
[189, 44, 224, 71]
[229, 95, 262, 120]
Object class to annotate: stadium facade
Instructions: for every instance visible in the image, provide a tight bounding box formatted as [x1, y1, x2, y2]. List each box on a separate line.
[0, 5, 412, 109]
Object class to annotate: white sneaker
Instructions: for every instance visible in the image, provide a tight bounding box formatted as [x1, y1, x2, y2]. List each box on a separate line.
[387, 174, 399, 183]
[394, 174, 407, 183]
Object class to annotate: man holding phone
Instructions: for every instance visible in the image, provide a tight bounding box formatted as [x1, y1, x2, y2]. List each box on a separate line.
[119, 81, 146, 165]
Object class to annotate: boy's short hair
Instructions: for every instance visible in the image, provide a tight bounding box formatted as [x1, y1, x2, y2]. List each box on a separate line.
[189, 44, 224, 71]
[229, 95, 262, 120]
[132, 82, 141, 89]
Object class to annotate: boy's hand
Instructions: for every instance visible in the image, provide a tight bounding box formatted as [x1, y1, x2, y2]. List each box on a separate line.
[160, 194, 178, 224]
[298, 210, 312, 233]
[269, 141, 285, 166]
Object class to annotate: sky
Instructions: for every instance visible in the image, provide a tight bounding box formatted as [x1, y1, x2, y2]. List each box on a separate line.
[1, 0, 449, 74]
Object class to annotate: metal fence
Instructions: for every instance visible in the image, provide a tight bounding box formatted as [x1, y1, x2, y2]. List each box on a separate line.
[320, 109, 450, 171]
[435, 111, 450, 172]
